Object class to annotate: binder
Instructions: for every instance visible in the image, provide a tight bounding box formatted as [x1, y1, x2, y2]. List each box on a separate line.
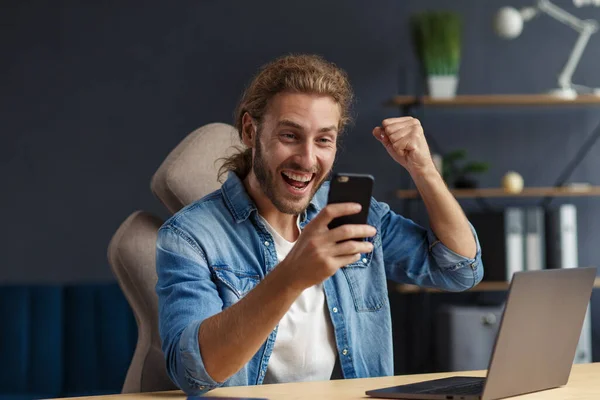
[504, 207, 525, 280]
[525, 207, 545, 271]
[546, 204, 578, 269]
[468, 208, 524, 282]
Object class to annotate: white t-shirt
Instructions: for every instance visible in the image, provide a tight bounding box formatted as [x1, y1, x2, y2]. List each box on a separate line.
[259, 215, 338, 384]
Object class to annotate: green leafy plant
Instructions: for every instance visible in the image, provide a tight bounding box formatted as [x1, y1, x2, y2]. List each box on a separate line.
[411, 11, 462, 76]
[442, 149, 489, 188]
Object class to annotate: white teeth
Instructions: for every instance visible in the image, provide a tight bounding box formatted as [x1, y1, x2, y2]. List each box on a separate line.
[282, 171, 312, 182]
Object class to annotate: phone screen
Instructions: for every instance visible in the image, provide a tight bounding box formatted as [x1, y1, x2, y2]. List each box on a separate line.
[327, 173, 374, 230]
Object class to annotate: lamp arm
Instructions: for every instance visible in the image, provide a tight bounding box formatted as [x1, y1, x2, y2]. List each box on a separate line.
[537, 0, 590, 31]
[558, 27, 594, 88]
[535, 0, 599, 90]
[558, 30, 593, 89]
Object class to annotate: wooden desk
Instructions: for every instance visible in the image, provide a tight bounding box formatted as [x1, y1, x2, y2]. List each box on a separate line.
[65, 362, 600, 399]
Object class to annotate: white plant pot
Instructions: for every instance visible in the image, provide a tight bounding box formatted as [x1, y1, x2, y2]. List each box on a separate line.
[427, 75, 458, 99]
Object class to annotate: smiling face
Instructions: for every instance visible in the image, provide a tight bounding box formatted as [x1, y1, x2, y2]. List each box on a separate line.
[243, 92, 340, 215]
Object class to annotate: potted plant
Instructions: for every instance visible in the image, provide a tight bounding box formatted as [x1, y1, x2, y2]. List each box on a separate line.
[411, 11, 462, 98]
[442, 149, 489, 189]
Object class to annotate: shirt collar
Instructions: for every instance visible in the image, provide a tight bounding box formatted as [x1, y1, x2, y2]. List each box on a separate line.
[221, 171, 329, 224]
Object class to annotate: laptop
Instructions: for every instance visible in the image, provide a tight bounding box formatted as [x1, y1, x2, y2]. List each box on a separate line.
[366, 267, 596, 400]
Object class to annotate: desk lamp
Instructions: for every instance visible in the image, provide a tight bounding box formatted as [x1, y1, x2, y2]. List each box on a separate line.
[495, 0, 600, 99]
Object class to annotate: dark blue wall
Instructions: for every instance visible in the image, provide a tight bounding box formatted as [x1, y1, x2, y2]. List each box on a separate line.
[2, 0, 600, 358]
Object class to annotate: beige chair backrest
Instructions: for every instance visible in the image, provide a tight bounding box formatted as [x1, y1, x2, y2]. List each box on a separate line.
[108, 122, 240, 393]
[151, 122, 240, 214]
[108, 211, 175, 393]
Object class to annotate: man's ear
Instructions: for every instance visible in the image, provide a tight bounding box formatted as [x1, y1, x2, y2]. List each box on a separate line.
[241, 112, 256, 148]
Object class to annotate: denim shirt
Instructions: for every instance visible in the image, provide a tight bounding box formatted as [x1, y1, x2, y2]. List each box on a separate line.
[156, 172, 483, 396]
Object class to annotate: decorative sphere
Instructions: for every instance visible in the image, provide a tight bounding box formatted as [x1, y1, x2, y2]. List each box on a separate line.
[495, 7, 524, 39]
[502, 171, 524, 193]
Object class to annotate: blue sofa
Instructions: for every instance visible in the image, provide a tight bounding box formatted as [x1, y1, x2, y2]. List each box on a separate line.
[0, 283, 137, 399]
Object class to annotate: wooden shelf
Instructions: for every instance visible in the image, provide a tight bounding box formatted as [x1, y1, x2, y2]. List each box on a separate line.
[395, 277, 600, 293]
[397, 186, 600, 199]
[387, 94, 600, 107]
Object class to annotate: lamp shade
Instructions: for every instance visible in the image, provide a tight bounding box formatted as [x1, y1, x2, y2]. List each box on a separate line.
[495, 7, 524, 38]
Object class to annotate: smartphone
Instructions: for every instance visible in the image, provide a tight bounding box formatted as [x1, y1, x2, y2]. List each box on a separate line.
[327, 173, 374, 230]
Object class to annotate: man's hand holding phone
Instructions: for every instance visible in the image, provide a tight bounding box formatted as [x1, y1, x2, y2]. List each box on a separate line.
[278, 202, 376, 292]
[277, 173, 375, 291]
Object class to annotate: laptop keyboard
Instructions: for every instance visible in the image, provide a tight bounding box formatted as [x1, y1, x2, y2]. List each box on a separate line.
[423, 380, 485, 395]
[366, 376, 486, 398]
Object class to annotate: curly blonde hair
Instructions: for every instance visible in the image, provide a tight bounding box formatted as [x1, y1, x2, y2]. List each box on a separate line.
[218, 54, 354, 181]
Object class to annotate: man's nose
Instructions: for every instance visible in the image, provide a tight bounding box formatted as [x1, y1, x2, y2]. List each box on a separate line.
[296, 141, 316, 170]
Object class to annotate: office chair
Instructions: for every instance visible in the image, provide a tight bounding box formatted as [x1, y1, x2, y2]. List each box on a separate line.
[108, 122, 239, 393]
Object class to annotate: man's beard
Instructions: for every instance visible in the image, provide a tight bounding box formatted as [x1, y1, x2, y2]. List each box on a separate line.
[253, 140, 329, 215]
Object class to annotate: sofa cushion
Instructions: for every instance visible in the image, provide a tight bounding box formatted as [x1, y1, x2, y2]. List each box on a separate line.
[0, 286, 63, 396]
[63, 284, 136, 395]
[0, 283, 136, 399]
[0, 394, 55, 400]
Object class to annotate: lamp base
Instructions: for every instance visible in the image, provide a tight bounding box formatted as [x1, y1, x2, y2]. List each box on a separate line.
[547, 87, 600, 99]
[547, 87, 578, 100]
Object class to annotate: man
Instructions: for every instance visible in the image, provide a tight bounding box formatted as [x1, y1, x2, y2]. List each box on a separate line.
[156, 54, 483, 395]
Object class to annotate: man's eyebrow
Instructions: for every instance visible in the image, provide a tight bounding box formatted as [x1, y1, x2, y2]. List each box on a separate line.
[277, 120, 305, 130]
[277, 119, 338, 133]
[318, 125, 338, 133]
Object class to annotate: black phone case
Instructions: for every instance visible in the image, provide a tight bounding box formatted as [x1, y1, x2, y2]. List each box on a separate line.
[327, 173, 374, 230]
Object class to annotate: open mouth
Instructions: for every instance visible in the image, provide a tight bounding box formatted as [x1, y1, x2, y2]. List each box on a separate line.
[281, 170, 314, 193]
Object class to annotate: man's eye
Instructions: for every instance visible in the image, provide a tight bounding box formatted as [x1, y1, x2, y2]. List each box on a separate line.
[281, 133, 296, 140]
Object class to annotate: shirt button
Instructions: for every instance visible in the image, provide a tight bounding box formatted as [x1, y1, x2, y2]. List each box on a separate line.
[362, 258, 368, 263]
[260, 370, 265, 376]
[342, 349, 349, 356]
[264, 241, 270, 246]
[332, 307, 338, 313]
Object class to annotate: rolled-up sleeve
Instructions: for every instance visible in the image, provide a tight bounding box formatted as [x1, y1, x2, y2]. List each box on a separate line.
[425, 223, 483, 290]
[377, 200, 484, 291]
[156, 225, 224, 395]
